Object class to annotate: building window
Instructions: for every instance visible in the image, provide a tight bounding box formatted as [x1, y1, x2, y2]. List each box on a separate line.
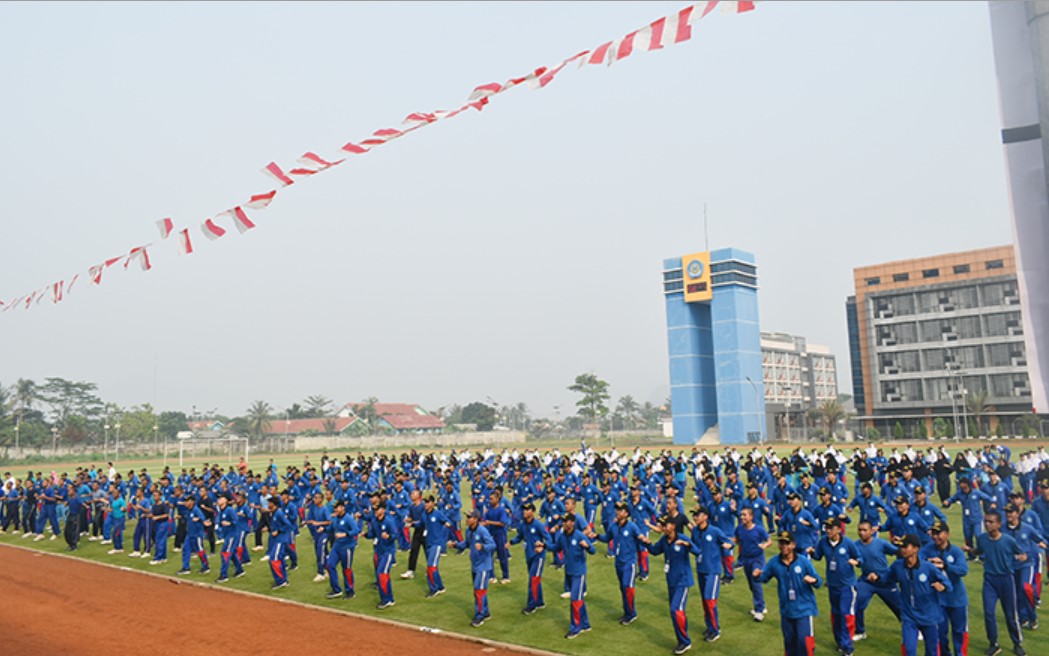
[892, 272, 910, 282]
[953, 264, 970, 274]
[986, 259, 1004, 270]
[865, 277, 881, 286]
[922, 268, 940, 279]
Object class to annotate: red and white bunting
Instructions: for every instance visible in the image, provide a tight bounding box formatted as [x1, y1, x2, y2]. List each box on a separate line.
[51, 281, 63, 304]
[156, 218, 174, 239]
[125, 245, 152, 271]
[341, 142, 370, 155]
[288, 167, 320, 178]
[89, 257, 122, 285]
[298, 152, 344, 170]
[68, 273, 80, 293]
[177, 228, 193, 255]
[262, 162, 295, 187]
[245, 190, 277, 209]
[202, 219, 226, 240]
[231, 207, 255, 234]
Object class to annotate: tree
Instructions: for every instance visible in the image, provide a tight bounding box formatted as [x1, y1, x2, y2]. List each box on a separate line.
[893, 421, 905, 441]
[14, 378, 37, 427]
[322, 418, 338, 435]
[354, 397, 380, 435]
[867, 426, 881, 441]
[39, 377, 104, 426]
[305, 395, 333, 418]
[568, 373, 610, 423]
[514, 402, 530, 431]
[964, 391, 988, 437]
[616, 395, 640, 430]
[933, 417, 951, 439]
[640, 401, 660, 430]
[246, 401, 273, 441]
[284, 403, 308, 420]
[816, 398, 847, 441]
[461, 402, 496, 431]
[157, 411, 189, 440]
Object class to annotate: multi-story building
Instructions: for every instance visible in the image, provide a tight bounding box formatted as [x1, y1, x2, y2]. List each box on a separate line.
[846, 245, 1032, 436]
[662, 247, 766, 445]
[761, 332, 838, 407]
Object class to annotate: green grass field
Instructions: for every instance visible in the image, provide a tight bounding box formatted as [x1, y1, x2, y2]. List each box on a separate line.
[3, 444, 1049, 655]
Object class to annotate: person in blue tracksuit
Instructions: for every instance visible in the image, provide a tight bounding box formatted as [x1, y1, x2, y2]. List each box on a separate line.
[304, 492, 332, 581]
[782, 493, 818, 556]
[740, 483, 775, 533]
[754, 530, 824, 656]
[367, 500, 399, 608]
[452, 510, 496, 627]
[847, 483, 888, 532]
[231, 492, 252, 566]
[512, 502, 552, 615]
[176, 496, 210, 575]
[215, 495, 243, 582]
[325, 500, 360, 599]
[592, 501, 645, 625]
[149, 491, 170, 564]
[554, 513, 595, 639]
[920, 520, 969, 656]
[885, 496, 931, 545]
[265, 496, 292, 589]
[876, 533, 952, 656]
[421, 493, 453, 598]
[649, 514, 700, 655]
[813, 518, 862, 656]
[107, 487, 127, 554]
[944, 479, 994, 559]
[1004, 505, 1046, 631]
[735, 506, 771, 621]
[853, 520, 901, 640]
[482, 491, 512, 583]
[129, 489, 152, 558]
[967, 511, 1027, 656]
[689, 506, 733, 642]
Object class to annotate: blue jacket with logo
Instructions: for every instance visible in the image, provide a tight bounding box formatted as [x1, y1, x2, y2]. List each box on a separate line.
[648, 533, 700, 588]
[882, 558, 951, 626]
[757, 553, 823, 619]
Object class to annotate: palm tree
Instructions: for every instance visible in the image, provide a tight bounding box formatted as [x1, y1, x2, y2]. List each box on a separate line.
[514, 402, 530, 431]
[304, 395, 333, 418]
[817, 398, 847, 441]
[616, 395, 640, 430]
[246, 401, 272, 442]
[964, 391, 989, 437]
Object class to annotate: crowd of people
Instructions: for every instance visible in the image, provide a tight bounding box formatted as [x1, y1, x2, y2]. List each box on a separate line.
[2, 441, 1049, 656]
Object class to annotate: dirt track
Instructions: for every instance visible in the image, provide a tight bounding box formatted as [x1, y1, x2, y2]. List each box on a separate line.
[0, 544, 530, 656]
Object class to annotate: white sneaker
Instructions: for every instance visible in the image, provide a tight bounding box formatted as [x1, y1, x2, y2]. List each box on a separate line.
[261, 555, 269, 561]
[313, 573, 326, 583]
[129, 551, 141, 558]
[853, 633, 867, 642]
[560, 592, 571, 599]
[50, 535, 57, 541]
[149, 560, 161, 566]
[500, 578, 511, 585]
[34, 535, 44, 542]
[754, 611, 765, 622]
[141, 552, 151, 559]
[107, 549, 123, 555]
[23, 532, 32, 538]
[400, 570, 414, 580]
[253, 545, 264, 552]
[100, 539, 111, 545]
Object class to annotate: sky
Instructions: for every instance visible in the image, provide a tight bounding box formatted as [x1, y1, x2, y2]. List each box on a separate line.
[0, 2, 1014, 421]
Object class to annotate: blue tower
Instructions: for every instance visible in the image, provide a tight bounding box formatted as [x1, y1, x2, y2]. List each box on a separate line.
[662, 248, 766, 445]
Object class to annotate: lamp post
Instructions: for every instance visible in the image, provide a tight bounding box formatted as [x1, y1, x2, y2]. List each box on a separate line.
[153, 423, 159, 456]
[51, 426, 58, 454]
[115, 422, 122, 463]
[744, 376, 763, 444]
[14, 423, 19, 455]
[104, 423, 110, 460]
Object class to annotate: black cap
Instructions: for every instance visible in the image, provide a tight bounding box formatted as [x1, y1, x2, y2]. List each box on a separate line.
[823, 517, 840, 529]
[914, 486, 925, 495]
[692, 506, 709, 517]
[894, 533, 921, 549]
[777, 530, 794, 543]
[787, 492, 801, 501]
[423, 494, 436, 503]
[562, 513, 577, 523]
[522, 502, 536, 512]
[819, 486, 831, 495]
[614, 501, 629, 512]
[660, 514, 674, 525]
[467, 510, 482, 520]
[1008, 491, 1023, 499]
[929, 520, 949, 533]
[1005, 504, 1020, 514]
[894, 495, 909, 505]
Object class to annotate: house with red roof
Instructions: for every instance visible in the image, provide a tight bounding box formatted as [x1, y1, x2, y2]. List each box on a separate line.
[263, 416, 362, 437]
[336, 403, 444, 434]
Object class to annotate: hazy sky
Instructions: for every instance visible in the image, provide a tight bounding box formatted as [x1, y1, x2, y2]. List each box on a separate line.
[0, 2, 1013, 421]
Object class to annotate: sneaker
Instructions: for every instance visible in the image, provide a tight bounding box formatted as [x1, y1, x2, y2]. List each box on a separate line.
[638, 575, 649, 582]
[326, 591, 342, 599]
[564, 631, 579, 640]
[522, 607, 536, 615]
[216, 577, 229, 583]
[377, 601, 395, 610]
[986, 645, 1002, 656]
[704, 632, 721, 643]
[50, 535, 57, 541]
[535, 603, 546, 609]
[288, 565, 298, 571]
[620, 615, 637, 625]
[400, 570, 415, 580]
[471, 617, 485, 627]
[754, 611, 766, 622]
[140, 552, 151, 559]
[853, 633, 867, 642]
[176, 569, 191, 575]
[313, 574, 326, 583]
[171, 547, 180, 552]
[674, 644, 692, 655]
[129, 551, 140, 557]
[34, 535, 44, 542]
[344, 590, 356, 599]
[148, 560, 161, 565]
[199, 568, 210, 575]
[560, 592, 571, 599]
[272, 581, 289, 590]
[434, 587, 446, 596]
[107, 549, 123, 555]
[235, 571, 246, 578]
[749, 609, 757, 618]
[1013, 646, 1026, 656]
[500, 578, 511, 585]
[253, 545, 264, 552]
[260, 555, 269, 562]
[425, 590, 440, 599]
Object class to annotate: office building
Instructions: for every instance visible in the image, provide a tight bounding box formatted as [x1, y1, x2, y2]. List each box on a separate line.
[761, 331, 838, 440]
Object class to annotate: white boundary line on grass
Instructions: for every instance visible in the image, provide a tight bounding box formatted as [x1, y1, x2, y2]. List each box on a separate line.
[0, 541, 564, 656]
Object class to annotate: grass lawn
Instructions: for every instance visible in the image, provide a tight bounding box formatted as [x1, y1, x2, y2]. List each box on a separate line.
[4, 441, 1049, 654]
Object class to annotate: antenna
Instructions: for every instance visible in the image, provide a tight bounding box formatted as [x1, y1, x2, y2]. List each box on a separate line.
[703, 203, 710, 251]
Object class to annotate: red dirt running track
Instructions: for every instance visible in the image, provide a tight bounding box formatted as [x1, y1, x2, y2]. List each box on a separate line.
[0, 544, 528, 656]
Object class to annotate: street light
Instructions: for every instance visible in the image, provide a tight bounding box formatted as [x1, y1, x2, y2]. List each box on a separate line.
[153, 424, 159, 456]
[14, 423, 19, 454]
[744, 376, 763, 444]
[115, 422, 122, 463]
[104, 423, 110, 460]
[51, 426, 58, 454]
